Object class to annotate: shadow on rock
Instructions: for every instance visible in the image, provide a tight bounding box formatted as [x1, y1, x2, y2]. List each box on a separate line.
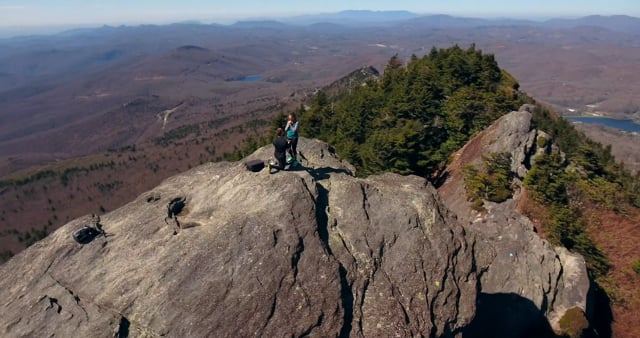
[305, 166, 353, 180]
[464, 293, 559, 338]
[432, 170, 449, 188]
[587, 281, 613, 338]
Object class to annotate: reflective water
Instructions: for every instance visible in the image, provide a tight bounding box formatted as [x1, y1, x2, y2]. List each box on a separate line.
[565, 116, 640, 133]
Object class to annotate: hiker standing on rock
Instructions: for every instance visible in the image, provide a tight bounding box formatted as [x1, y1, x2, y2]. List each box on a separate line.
[285, 113, 299, 160]
[273, 128, 288, 171]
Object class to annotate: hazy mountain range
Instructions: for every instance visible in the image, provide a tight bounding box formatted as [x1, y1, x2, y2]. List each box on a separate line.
[283, 11, 640, 32]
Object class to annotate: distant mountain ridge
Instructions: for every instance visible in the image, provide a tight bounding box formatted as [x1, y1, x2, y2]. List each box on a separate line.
[544, 14, 640, 33]
[2, 11, 640, 39]
[283, 10, 420, 26]
[279, 10, 640, 32]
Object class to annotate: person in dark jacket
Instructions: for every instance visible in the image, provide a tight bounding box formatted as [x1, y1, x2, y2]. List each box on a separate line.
[273, 127, 288, 171]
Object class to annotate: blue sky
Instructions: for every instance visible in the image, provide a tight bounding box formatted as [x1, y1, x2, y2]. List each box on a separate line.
[1, 0, 638, 28]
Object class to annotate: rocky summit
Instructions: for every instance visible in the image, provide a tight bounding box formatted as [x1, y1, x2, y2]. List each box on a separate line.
[0, 139, 478, 337]
[0, 107, 591, 338]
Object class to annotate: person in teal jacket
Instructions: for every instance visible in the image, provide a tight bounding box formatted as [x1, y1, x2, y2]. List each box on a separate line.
[285, 113, 299, 160]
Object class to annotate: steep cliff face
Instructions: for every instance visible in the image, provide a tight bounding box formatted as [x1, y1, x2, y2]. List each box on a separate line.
[438, 105, 591, 336]
[0, 139, 478, 337]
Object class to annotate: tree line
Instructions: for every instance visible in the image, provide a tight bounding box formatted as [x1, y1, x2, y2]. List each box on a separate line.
[299, 44, 524, 178]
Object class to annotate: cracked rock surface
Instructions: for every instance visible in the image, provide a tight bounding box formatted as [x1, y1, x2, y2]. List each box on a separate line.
[0, 138, 477, 337]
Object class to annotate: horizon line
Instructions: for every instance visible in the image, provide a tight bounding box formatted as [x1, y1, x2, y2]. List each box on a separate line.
[0, 11, 638, 39]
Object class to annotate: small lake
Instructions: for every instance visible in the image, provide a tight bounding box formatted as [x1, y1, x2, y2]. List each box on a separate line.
[229, 75, 261, 82]
[565, 116, 640, 133]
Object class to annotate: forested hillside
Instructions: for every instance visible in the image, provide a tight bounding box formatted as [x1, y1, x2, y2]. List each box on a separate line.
[522, 106, 640, 336]
[525, 106, 640, 282]
[299, 45, 524, 177]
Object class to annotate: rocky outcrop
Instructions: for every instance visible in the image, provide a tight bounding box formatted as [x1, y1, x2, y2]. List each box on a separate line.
[438, 105, 591, 336]
[0, 139, 477, 337]
[319, 174, 476, 337]
[463, 199, 589, 337]
[0, 109, 593, 337]
[322, 66, 380, 97]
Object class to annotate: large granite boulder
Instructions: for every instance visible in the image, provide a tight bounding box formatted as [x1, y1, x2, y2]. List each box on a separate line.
[438, 105, 591, 336]
[0, 138, 477, 338]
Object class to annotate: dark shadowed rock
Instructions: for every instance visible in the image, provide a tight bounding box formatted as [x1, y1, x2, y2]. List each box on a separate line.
[0, 138, 477, 337]
[438, 106, 591, 336]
